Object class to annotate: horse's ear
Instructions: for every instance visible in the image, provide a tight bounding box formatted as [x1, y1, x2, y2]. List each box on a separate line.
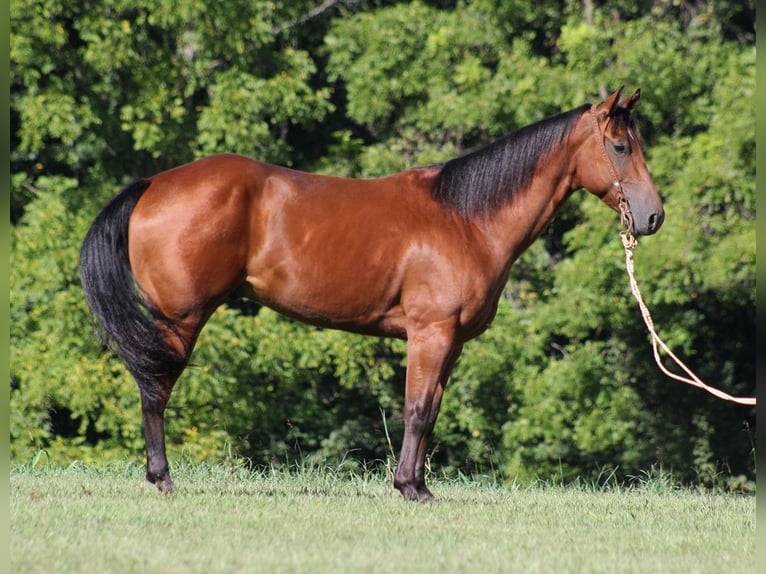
[620, 89, 641, 111]
[596, 86, 624, 117]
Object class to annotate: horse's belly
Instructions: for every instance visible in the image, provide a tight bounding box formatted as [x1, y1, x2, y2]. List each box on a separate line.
[244, 265, 406, 337]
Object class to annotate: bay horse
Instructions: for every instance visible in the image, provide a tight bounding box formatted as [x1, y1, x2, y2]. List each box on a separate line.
[80, 87, 663, 501]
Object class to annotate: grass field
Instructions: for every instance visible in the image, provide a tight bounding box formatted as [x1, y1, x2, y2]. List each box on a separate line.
[10, 461, 755, 573]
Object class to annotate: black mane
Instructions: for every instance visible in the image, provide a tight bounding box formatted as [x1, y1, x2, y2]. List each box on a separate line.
[432, 104, 591, 217]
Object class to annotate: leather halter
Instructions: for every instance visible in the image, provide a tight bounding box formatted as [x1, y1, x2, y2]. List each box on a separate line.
[588, 105, 635, 239]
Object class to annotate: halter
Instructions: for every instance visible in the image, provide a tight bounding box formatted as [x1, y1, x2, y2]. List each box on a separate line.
[588, 106, 636, 247]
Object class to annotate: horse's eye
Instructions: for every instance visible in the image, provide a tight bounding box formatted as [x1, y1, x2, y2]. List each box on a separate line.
[612, 141, 628, 155]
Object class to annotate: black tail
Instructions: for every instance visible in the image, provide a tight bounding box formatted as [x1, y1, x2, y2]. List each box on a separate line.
[80, 180, 187, 401]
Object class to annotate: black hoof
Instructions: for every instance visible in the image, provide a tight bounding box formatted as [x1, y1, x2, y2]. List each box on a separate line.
[147, 472, 175, 494]
[395, 481, 434, 502]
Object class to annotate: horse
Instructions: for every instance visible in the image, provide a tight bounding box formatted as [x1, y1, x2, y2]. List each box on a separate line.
[80, 86, 664, 501]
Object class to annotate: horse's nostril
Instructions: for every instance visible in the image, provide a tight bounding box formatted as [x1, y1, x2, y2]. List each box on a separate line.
[647, 211, 664, 233]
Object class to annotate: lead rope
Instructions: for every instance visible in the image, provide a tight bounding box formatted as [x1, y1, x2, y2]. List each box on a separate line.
[589, 108, 756, 407]
[620, 222, 755, 406]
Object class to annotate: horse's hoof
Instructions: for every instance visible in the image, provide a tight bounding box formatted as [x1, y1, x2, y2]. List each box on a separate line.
[147, 472, 175, 494]
[155, 478, 176, 494]
[395, 482, 434, 502]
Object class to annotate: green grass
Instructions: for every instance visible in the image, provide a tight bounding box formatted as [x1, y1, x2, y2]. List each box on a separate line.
[10, 461, 755, 574]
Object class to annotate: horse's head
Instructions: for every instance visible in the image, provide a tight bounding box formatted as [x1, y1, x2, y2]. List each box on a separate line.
[577, 87, 664, 236]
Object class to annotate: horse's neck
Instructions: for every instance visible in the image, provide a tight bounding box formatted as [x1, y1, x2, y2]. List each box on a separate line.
[478, 152, 577, 271]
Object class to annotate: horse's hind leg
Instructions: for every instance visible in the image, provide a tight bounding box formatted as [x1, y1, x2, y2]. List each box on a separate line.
[141, 389, 175, 492]
[138, 321, 200, 493]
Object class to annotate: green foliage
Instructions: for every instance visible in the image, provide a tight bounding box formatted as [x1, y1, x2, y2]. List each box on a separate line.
[183, 307, 405, 465]
[195, 50, 333, 163]
[500, 340, 651, 482]
[11, 0, 754, 488]
[10, 177, 143, 463]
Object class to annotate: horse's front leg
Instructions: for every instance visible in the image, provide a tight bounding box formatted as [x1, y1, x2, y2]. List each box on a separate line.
[395, 320, 462, 502]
